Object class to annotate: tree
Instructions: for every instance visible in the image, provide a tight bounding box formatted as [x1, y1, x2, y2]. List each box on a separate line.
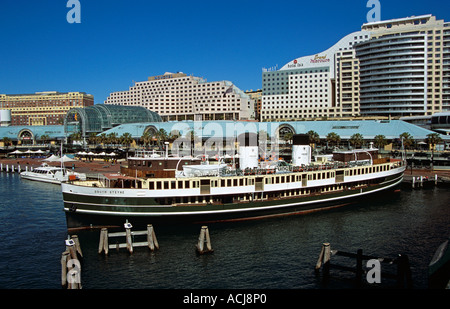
[1, 137, 12, 147]
[155, 129, 168, 149]
[307, 130, 320, 146]
[326, 132, 341, 148]
[374, 135, 387, 149]
[426, 133, 443, 167]
[120, 132, 134, 147]
[70, 132, 82, 144]
[39, 134, 50, 145]
[140, 130, 153, 148]
[99, 133, 107, 145]
[88, 132, 99, 145]
[399, 132, 414, 150]
[283, 131, 294, 144]
[349, 133, 364, 149]
[168, 130, 181, 143]
[107, 132, 118, 146]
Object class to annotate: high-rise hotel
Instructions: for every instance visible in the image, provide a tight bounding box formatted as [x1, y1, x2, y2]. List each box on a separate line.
[104, 72, 254, 121]
[261, 15, 450, 121]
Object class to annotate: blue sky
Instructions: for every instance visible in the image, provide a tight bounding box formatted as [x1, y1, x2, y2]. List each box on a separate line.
[1, 0, 449, 103]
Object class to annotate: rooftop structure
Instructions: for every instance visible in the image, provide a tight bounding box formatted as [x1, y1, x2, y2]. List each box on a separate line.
[64, 104, 161, 138]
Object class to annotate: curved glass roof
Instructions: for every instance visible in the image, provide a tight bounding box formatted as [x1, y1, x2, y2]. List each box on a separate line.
[64, 105, 161, 135]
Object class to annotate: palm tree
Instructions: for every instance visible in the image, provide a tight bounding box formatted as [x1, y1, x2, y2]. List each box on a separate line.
[283, 131, 294, 145]
[88, 132, 99, 146]
[99, 133, 107, 145]
[107, 132, 118, 146]
[326, 132, 341, 149]
[70, 132, 82, 144]
[120, 132, 134, 147]
[140, 130, 153, 148]
[155, 129, 168, 149]
[1, 137, 12, 148]
[168, 130, 181, 143]
[426, 133, 443, 167]
[349, 133, 364, 149]
[399, 132, 414, 150]
[39, 134, 50, 145]
[307, 130, 320, 147]
[374, 135, 387, 149]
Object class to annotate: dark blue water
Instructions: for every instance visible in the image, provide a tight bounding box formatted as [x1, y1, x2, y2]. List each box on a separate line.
[0, 172, 449, 290]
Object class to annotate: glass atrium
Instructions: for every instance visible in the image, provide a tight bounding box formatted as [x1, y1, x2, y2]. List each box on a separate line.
[64, 105, 161, 136]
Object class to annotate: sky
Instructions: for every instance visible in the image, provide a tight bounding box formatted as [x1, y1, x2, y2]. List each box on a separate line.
[1, 0, 450, 104]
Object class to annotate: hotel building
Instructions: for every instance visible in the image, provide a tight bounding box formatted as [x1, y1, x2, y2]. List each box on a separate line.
[261, 14, 449, 121]
[357, 15, 450, 117]
[104, 72, 254, 121]
[0, 91, 94, 126]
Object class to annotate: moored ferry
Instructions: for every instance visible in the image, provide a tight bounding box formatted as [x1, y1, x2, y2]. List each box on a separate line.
[61, 134, 406, 230]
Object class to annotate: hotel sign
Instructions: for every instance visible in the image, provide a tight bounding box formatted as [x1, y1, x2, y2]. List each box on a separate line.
[285, 54, 330, 69]
[310, 54, 330, 63]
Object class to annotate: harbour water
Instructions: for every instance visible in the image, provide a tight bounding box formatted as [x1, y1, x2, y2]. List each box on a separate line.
[0, 172, 449, 290]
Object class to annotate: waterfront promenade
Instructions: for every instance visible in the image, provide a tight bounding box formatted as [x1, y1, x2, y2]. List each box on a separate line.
[0, 157, 121, 175]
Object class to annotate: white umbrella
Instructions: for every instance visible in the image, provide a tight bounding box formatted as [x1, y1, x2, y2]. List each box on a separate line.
[43, 155, 61, 162]
[61, 155, 76, 162]
[9, 150, 23, 154]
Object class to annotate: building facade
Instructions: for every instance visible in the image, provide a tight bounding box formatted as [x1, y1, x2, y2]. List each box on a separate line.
[245, 89, 262, 121]
[104, 72, 254, 121]
[0, 91, 94, 126]
[262, 15, 449, 121]
[261, 31, 371, 121]
[357, 15, 450, 117]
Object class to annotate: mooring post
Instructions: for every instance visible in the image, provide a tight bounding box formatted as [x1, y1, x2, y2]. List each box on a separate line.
[315, 243, 331, 278]
[98, 228, 109, 255]
[323, 243, 331, 278]
[71, 235, 83, 258]
[125, 221, 133, 254]
[196, 226, 213, 254]
[61, 251, 70, 288]
[64, 237, 81, 289]
[147, 224, 159, 251]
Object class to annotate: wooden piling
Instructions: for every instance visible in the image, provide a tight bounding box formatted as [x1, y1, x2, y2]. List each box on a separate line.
[196, 226, 213, 254]
[61, 251, 69, 288]
[315, 243, 331, 276]
[98, 228, 109, 255]
[125, 221, 133, 254]
[147, 224, 159, 251]
[71, 235, 83, 258]
[63, 237, 82, 289]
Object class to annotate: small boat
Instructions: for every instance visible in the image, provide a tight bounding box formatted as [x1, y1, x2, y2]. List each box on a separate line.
[20, 163, 86, 184]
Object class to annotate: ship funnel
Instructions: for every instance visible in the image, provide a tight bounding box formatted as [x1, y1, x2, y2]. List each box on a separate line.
[238, 132, 258, 170]
[292, 134, 311, 166]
